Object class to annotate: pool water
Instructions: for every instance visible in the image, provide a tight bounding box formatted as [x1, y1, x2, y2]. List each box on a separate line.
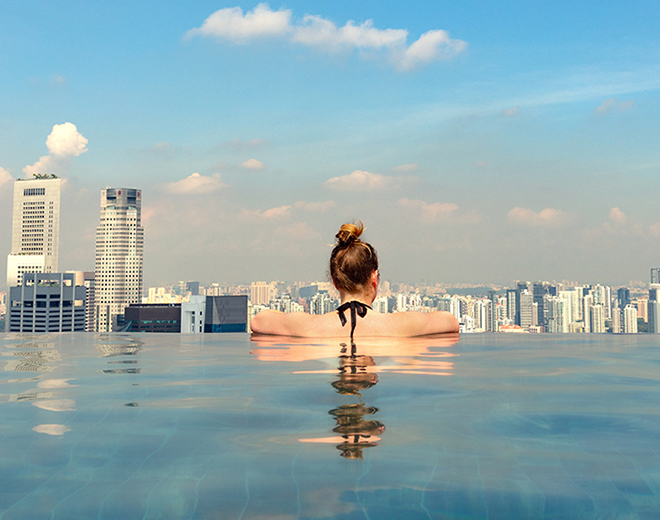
[0, 332, 659, 519]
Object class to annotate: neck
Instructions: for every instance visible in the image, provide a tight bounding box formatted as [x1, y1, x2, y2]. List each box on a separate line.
[339, 292, 373, 306]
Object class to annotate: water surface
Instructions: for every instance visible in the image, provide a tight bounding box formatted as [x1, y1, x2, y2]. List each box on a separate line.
[0, 332, 659, 519]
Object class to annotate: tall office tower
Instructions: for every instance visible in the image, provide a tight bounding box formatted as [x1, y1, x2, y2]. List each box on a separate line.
[611, 308, 622, 333]
[487, 290, 498, 332]
[473, 299, 490, 332]
[550, 296, 570, 333]
[532, 283, 545, 327]
[590, 304, 606, 333]
[506, 289, 518, 324]
[623, 304, 638, 333]
[652, 268, 660, 284]
[649, 284, 660, 333]
[583, 294, 593, 332]
[617, 287, 630, 310]
[6, 177, 62, 288]
[520, 290, 534, 330]
[94, 188, 143, 332]
[593, 284, 613, 319]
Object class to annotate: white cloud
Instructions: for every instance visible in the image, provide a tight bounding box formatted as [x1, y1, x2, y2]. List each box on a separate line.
[397, 198, 458, 221]
[508, 207, 566, 227]
[37, 379, 76, 389]
[502, 106, 519, 117]
[324, 170, 416, 191]
[0, 166, 12, 187]
[242, 204, 291, 219]
[23, 122, 88, 177]
[595, 98, 634, 114]
[46, 122, 88, 157]
[33, 424, 71, 436]
[650, 223, 660, 237]
[294, 200, 335, 212]
[23, 155, 55, 177]
[609, 207, 627, 225]
[187, 5, 466, 71]
[185, 3, 292, 43]
[293, 15, 406, 51]
[394, 30, 467, 71]
[393, 163, 418, 172]
[32, 399, 77, 412]
[241, 158, 265, 170]
[474, 160, 488, 167]
[165, 172, 226, 194]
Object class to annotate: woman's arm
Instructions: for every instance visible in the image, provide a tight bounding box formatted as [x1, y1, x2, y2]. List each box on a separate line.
[390, 311, 459, 336]
[250, 309, 316, 336]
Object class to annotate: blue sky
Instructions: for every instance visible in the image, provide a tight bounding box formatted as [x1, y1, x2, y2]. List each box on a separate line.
[1, 1, 659, 287]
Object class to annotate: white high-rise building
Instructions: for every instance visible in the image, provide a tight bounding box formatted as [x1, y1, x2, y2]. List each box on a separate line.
[559, 289, 578, 325]
[590, 304, 606, 333]
[94, 188, 144, 332]
[623, 305, 638, 334]
[583, 294, 593, 333]
[611, 308, 622, 333]
[520, 291, 534, 330]
[6, 177, 61, 288]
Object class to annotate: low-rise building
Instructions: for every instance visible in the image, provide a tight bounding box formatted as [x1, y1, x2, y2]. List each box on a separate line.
[8, 272, 86, 332]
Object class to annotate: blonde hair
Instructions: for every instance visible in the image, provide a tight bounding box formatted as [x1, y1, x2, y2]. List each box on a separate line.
[330, 221, 378, 293]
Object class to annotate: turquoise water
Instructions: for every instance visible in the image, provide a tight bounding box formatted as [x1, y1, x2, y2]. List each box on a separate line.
[0, 332, 659, 519]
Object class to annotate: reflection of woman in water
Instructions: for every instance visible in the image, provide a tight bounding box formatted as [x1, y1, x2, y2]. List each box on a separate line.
[330, 342, 385, 459]
[251, 222, 459, 338]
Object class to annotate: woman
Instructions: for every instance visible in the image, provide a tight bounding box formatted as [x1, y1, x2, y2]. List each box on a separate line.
[250, 222, 459, 337]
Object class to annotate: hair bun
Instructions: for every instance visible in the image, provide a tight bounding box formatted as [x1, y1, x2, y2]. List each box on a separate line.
[335, 221, 364, 246]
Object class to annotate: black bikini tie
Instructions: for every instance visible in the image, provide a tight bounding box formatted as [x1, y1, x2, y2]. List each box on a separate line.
[337, 301, 372, 341]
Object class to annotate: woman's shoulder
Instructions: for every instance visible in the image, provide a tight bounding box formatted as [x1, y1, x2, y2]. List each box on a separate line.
[251, 309, 336, 337]
[367, 310, 459, 336]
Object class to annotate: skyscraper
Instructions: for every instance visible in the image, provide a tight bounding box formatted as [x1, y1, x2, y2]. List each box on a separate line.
[532, 282, 545, 327]
[506, 288, 518, 325]
[651, 267, 660, 284]
[623, 305, 638, 334]
[6, 177, 61, 288]
[648, 284, 660, 333]
[520, 290, 534, 330]
[94, 188, 144, 332]
[617, 287, 630, 310]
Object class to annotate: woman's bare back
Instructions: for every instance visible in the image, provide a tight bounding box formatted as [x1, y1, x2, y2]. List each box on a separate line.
[250, 307, 459, 337]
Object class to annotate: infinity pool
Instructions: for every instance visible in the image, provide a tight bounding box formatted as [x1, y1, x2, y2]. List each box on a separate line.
[0, 332, 659, 519]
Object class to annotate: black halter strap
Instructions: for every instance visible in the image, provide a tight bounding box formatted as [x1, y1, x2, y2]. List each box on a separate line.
[337, 301, 372, 341]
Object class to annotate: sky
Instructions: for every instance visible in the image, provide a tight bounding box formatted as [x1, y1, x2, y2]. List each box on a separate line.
[1, 0, 659, 288]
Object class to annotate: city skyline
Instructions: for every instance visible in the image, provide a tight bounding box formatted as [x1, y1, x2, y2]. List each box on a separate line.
[1, 1, 659, 287]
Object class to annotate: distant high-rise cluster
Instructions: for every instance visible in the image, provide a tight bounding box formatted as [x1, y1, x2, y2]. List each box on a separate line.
[3, 177, 660, 335]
